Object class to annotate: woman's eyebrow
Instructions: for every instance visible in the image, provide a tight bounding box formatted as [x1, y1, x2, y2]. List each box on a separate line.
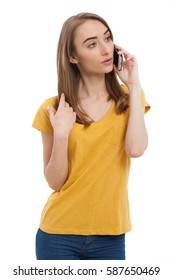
[83, 29, 109, 44]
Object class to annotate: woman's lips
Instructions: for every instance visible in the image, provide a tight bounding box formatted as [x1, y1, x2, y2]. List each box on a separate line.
[101, 58, 112, 65]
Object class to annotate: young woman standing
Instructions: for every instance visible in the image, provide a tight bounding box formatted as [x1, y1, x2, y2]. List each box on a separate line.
[32, 12, 150, 260]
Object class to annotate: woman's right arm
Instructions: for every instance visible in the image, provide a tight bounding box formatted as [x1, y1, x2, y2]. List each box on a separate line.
[42, 93, 76, 192]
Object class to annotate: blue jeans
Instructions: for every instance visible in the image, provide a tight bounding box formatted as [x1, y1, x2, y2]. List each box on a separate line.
[36, 228, 125, 260]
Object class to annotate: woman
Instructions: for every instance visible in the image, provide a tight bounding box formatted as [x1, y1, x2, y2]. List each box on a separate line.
[32, 12, 150, 260]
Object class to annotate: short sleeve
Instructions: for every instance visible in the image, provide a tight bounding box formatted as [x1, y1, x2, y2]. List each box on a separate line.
[32, 97, 57, 134]
[121, 84, 151, 113]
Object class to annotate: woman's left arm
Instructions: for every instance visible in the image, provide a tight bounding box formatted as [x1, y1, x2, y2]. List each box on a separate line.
[114, 47, 148, 158]
[124, 82, 148, 157]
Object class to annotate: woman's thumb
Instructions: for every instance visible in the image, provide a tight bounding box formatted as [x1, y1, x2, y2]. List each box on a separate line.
[47, 106, 54, 118]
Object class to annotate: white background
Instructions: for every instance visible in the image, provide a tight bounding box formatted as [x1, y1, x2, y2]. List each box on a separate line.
[0, 0, 173, 269]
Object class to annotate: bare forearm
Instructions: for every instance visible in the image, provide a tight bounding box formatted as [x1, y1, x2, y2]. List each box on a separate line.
[125, 84, 148, 157]
[45, 132, 69, 191]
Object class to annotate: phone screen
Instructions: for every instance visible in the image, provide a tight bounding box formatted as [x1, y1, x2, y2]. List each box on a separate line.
[113, 48, 123, 71]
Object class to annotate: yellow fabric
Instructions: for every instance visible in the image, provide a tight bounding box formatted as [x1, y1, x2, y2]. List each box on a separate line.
[32, 85, 150, 235]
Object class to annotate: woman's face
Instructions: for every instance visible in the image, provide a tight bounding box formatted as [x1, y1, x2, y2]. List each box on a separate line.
[71, 20, 114, 76]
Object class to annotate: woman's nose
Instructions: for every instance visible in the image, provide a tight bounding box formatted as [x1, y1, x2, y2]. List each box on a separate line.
[100, 44, 109, 55]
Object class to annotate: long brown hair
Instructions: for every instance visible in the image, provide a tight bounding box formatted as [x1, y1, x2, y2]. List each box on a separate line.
[54, 12, 129, 125]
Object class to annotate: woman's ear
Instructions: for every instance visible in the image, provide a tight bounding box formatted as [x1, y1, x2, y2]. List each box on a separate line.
[69, 54, 78, 64]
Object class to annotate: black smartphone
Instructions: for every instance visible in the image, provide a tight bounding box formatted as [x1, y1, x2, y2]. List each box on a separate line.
[113, 47, 123, 71]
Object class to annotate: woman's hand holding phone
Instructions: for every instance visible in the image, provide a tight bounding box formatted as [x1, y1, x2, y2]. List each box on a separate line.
[113, 45, 140, 88]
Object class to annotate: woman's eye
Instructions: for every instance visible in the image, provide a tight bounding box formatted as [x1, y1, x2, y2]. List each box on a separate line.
[105, 36, 112, 42]
[88, 42, 96, 48]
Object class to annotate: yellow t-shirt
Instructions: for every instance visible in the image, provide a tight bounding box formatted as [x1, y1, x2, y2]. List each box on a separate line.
[32, 85, 150, 235]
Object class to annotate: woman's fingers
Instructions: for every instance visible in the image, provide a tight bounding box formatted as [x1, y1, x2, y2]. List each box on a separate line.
[115, 45, 134, 61]
[120, 50, 132, 60]
[58, 93, 66, 110]
[47, 106, 54, 119]
[58, 93, 72, 111]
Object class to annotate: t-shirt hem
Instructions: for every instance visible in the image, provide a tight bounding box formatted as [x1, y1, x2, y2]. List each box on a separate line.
[39, 225, 132, 236]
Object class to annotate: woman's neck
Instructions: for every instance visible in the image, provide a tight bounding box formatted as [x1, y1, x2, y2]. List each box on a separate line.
[78, 74, 108, 101]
